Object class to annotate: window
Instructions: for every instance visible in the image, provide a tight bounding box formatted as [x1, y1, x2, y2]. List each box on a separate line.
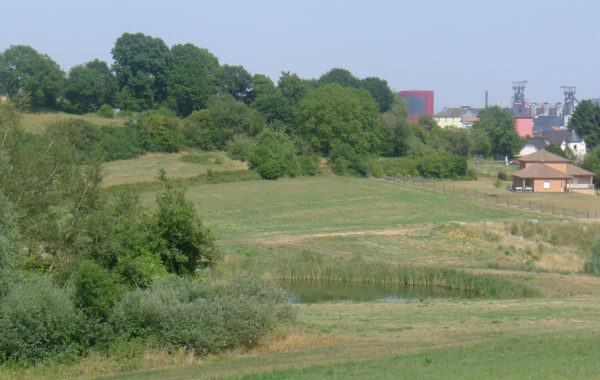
[544, 181, 550, 189]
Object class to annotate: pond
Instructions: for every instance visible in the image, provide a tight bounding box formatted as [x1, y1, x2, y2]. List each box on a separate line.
[278, 280, 477, 304]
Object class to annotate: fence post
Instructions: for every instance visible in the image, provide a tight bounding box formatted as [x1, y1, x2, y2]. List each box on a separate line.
[563, 208, 566, 217]
[517, 200, 520, 208]
[588, 210, 590, 219]
[552, 204, 554, 215]
[529, 201, 531, 210]
[464, 188, 466, 197]
[506, 197, 509, 206]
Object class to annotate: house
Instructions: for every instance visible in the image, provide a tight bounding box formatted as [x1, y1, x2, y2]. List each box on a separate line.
[434, 106, 479, 128]
[512, 150, 594, 195]
[518, 129, 586, 161]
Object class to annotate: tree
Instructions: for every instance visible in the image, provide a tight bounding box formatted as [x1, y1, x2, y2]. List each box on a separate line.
[379, 95, 410, 156]
[569, 100, 600, 149]
[185, 95, 264, 149]
[64, 59, 117, 113]
[167, 44, 220, 116]
[112, 33, 172, 110]
[153, 174, 219, 274]
[0, 45, 65, 109]
[251, 91, 292, 124]
[277, 71, 307, 106]
[319, 68, 360, 88]
[472, 106, 521, 158]
[218, 64, 253, 102]
[292, 84, 381, 155]
[360, 77, 394, 112]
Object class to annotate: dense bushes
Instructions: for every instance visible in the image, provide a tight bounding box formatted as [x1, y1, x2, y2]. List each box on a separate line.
[111, 275, 294, 353]
[0, 274, 295, 364]
[372, 153, 471, 179]
[0, 277, 85, 363]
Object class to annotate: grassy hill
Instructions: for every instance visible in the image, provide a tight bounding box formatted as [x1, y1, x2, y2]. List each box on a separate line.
[21, 111, 127, 134]
[11, 165, 600, 379]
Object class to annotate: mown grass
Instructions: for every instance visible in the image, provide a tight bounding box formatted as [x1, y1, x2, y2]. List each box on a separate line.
[102, 152, 248, 187]
[86, 297, 600, 379]
[21, 111, 127, 134]
[152, 177, 555, 241]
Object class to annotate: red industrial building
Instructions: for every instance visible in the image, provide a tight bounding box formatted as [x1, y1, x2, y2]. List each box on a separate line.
[399, 90, 434, 122]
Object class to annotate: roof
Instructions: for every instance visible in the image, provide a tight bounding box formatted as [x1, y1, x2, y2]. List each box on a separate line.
[522, 137, 549, 151]
[518, 149, 569, 163]
[566, 164, 594, 177]
[533, 116, 563, 129]
[434, 108, 468, 118]
[512, 164, 571, 179]
[534, 130, 583, 146]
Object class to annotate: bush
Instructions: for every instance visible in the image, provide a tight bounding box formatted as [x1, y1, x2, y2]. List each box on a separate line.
[257, 159, 284, 180]
[330, 143, 369, 176]
[584, 239, 600, 275]
[497, 171, 507, 180]
[97, 104, 114, 119]
[0, 277, 85, 363]
[227, 134, 255, 162]
[72, 261, 123, 321]
[110, 275, 295, 354]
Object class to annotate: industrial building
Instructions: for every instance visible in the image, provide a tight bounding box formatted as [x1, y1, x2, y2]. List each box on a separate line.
[399, 90, 434, 122]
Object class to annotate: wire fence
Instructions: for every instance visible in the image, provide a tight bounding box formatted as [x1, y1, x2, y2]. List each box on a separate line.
[382, 175, 600, 220]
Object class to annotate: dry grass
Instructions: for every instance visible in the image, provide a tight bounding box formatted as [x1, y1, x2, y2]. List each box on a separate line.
[101, 152, 248, 187]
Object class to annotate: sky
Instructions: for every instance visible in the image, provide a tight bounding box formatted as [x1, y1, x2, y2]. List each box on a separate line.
[2, 0, 599, 112]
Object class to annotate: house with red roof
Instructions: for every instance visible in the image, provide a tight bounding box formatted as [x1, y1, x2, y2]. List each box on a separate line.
[512, 150, 595, 194]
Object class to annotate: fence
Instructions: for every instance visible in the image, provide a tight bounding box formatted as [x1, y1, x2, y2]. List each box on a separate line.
[382, 175, 600, 221]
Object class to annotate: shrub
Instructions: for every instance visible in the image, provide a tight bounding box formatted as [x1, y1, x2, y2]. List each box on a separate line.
[111, 275, 295, 353]
[493, 178, 503, 188]
[497, 171, 507, 180]
[257, 159, 284, 180]
[0, 277, 85, 363]
[97, 104, 114, 119]
[330, 143, 369, 176]
[71, 261, 123, 321]
[227, 134, 255, 162]
[584, 239, 600, 275]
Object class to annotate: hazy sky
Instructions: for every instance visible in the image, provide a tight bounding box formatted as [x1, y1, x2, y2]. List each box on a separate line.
[3, 0, 599, 111]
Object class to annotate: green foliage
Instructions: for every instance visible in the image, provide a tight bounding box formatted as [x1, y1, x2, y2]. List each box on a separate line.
[248, 130, 306, 179]
[218, 64, 253, 102]
[319, 68, 360, 88]
[185, 95, 264, 150]
[110, 275, 295, 354]
[168, 44, 220, 116]
[359, 77, 394, 112]
[584, 239, 600, 275]
[277, 71, 308, 106]
[97, 104, 114, 118]
[226, 134, 255, 161]
[292, 83, 381, 155]
[111, 33, 172, 110]
[132, 110, 184, 153]
[330, 143, 369, 176]
[0, 191, 22, 298]
[569, 100, 600, 149]
[0, 45, 65, 109]
[545, 143, 570, 159]
[0, 277, 84, 363]
[494, 178, 504, 188]
[63, 60, 117, 114]
[153, 177, 220, 274]
[257, 159, 285, 180]
[372, 153, 469, 179]
[472, 106, 521, 158]
[71, 261, 123, 321]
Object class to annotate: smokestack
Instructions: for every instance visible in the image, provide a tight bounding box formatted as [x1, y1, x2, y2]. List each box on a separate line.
[485, 91, 488, 108]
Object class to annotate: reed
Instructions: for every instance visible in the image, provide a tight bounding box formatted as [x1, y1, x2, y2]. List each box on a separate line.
[272, 256, 540, 298]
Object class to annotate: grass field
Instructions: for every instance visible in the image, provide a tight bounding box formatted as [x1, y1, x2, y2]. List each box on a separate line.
[7, 166, 600, 379]
[102, 152, 248, 187]
[21, 112, 127, 134]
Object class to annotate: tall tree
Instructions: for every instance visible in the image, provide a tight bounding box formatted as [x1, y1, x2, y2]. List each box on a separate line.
[472, 106, 521, 158]
[360, 77, 394, 112]
[218, 65, 253, 102]
[167, 43, 220, 116]
[292, 83, 381, 155]
[319, 68, 360, 88]
[0, 45, 65, 109]
[277, 71, 307, 106]
[111, 33, 172, 110]
[569, 100, 600, 149]
[64, 59, 117, 113]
